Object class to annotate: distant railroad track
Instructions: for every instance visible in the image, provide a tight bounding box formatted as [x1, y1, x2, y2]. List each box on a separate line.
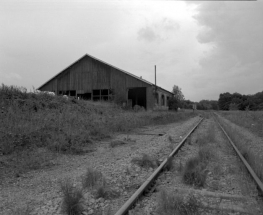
[114, 114, 263, 215]
[214, 113, 263, 195]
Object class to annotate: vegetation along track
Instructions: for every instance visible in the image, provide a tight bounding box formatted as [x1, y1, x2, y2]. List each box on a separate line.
[117, 113, 263, 215]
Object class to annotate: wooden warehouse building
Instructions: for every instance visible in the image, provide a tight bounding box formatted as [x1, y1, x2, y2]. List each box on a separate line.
[38, 54, 173, 110]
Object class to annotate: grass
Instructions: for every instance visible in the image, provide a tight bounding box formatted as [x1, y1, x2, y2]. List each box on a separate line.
[82, 168, 104, 189]
[155, 190, 200, 215]
[81, 168, 119, 200]
[109, 140, 127, 148]
[183, 157, 208, 187]
[164, 157, 174, 171]
[216, 114, 263, 182]
[218, 110, 263, 137]
[131, 153, 159, 169]
[60, 179, 84, 215]
[95, 183, 120, 199]
[182, 123, 215, 187]
[0, 84, 197, 174]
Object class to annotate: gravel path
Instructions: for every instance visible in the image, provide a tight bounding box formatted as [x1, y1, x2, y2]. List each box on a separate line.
[0, 116, 201, 215]
[129, 116, 263, 215]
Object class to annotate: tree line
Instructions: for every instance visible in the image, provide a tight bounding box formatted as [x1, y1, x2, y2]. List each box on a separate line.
[168, 85, 263, 111]
[218, 91, 263, 110]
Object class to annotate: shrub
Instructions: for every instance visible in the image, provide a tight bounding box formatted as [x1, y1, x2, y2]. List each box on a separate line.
[168, 97, 180, 111]
[60, 179, 84, 215]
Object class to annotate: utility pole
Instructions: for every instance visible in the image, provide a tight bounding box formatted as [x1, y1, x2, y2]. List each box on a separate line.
[155, 65, 157, 103]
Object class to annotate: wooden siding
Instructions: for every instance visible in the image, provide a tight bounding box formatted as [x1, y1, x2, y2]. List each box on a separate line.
[40, 78, 57, 92]
[147, 86, 155, 110]
[39, 55, 160, 109]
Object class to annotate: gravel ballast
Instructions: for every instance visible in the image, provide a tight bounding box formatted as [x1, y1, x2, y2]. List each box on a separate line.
[0, 116, 201, 215]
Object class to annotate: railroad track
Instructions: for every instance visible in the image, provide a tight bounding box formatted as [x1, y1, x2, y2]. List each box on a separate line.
[114, 114, 263, 215]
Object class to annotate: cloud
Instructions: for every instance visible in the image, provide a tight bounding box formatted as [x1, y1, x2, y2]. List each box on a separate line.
[137, 17, 180, 42]
[138, 26, 159, 42]
[189, 1, 263, 99]
[161, 18, 180, 31]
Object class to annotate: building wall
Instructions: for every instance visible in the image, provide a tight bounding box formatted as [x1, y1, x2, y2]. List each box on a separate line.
[39, 55, 159, 109]
[152, 88, 173, 110]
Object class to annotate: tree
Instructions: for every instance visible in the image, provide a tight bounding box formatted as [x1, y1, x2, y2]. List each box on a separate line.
[218, 92, 232, 110]
[172, 85, 185, 101]
[168, 85, 185, 110]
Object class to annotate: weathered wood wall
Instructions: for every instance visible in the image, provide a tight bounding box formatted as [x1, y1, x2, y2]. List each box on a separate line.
[39, 55, 157, 109]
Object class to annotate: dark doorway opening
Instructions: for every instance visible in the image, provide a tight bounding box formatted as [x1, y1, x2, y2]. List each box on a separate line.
[128, 87, 147, 109]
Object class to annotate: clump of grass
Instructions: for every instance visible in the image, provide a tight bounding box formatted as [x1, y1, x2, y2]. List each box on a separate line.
[196, 124, 216, 147]
[95, 182, 120, 199]
[129, 207, 148, 215]
[198, 146, 214, 164]
[187, 136, 192, 145]
[60, 179, 84, 215]
[164, 157, 174, 171]
[125, 166, 131, 175]
[131, 153, 158, 169]
[178, 160, 183, 172]
[156, 190, 200, 215]
[109, 140, 126, 148]
[182, 157, 208, 187]
[82, 168, 104, 189]
[212, 164, 223, 179]
[168, 135, 174, 143]
[81, 168, 119, 199]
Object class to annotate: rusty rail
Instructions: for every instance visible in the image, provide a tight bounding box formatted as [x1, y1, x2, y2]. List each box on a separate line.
[214, 113, 263, 194]
[114, 117, 203, 215]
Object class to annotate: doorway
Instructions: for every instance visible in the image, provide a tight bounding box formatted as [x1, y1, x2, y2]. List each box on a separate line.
[128, 87, 147, 109]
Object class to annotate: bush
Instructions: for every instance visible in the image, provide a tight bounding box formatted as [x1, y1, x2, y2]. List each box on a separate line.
[168, 97, 180, 111]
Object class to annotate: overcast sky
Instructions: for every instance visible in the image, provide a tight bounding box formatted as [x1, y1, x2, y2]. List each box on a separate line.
[0, 0, 262, 102]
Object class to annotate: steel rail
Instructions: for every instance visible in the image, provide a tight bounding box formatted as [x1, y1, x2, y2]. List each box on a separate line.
[114, 117, 203, 215]
[214, 113, 263, 194]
